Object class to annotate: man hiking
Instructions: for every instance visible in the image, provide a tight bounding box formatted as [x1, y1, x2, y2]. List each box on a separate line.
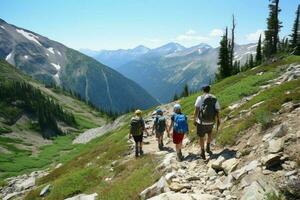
[169, 104, 189, 161]
[129, 109, 146, 157]
[152, 109, 168, 150]
[194, 85, 220, 160]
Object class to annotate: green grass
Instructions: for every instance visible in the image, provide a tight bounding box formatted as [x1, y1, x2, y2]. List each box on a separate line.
[25, 124, 161, 200]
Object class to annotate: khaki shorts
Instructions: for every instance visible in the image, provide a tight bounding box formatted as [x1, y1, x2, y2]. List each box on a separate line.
[197, 124, 214, 137]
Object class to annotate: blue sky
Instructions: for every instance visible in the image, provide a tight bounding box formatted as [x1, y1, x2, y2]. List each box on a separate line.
[0, 0, 298, 50]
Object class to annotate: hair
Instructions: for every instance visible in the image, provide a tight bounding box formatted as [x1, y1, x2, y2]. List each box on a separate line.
[202, 85, 211, 93]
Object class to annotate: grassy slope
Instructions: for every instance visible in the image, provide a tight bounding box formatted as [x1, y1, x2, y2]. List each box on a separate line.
[21, 55, 300, 199]
[0, 60, 109, 180]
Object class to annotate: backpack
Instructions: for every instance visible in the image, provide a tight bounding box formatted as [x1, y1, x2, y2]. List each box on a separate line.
[199, 95, 217, 124]
[130, 117, 143, 136]
[155, 115, 166, 133]
[173, 114, 188, 134]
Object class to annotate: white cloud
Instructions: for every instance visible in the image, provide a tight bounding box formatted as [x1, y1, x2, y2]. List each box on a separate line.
[209, 29, 224, 37]
[176, 30, 210, 43]
[246, 29, 264, 42]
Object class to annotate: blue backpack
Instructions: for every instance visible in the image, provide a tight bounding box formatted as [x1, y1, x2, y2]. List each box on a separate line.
[173, 114, 188, 134]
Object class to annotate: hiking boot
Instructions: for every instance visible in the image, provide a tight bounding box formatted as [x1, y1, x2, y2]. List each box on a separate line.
[177, 153, 183, 162]
[206, 143, 212, 154]
[200, 149, 206, 160]
[140, 148, 144, 156]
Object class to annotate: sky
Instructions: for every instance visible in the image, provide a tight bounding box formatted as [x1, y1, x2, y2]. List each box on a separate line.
[0, 0, 298, 50]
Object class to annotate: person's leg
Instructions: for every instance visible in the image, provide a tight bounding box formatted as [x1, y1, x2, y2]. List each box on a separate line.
[139, 138, 144, 155]
[135, 142, 139, 157]
[206, 131, 212, 153]
[199, 136, 206, 159]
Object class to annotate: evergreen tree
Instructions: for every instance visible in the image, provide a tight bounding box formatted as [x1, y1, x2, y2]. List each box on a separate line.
[249, 54, 254, 68]
[290, 5, 300, 55]
[217, 27, 231, 79]
[256, 34, 262, 65]
[181, 84, 189, 97]
[173, 93, 178, 101]
[264, 0, 282, 58]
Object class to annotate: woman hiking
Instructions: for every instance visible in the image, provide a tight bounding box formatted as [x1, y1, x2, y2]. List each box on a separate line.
[129, 109, 146, 157]
[168, 104, 189, 161]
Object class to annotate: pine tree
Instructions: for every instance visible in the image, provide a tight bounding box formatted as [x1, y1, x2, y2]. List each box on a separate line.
[256, 35, 262, 65]
[249, 54, 254, 68]
[173, 93, 178, 101]
[290, 5, 300, 55]
[264, 0, 282, 58]
[181, 84, 189, 97]
[217, 27, 231, 79]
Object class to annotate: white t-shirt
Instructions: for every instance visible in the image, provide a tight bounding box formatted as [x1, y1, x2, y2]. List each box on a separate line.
[195, 93, 220, 125]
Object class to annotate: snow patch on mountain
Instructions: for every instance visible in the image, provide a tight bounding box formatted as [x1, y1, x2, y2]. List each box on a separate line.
[24, 55, 28, 59]
[57, 51, 62, 56]
[247, 44, 257, 50]
[51, 63, 61, 71]
[5, 52, 12, 61]
[47, 47, 55, 54]
[16, 29, 42, 46]
[0, 25, 5, 30]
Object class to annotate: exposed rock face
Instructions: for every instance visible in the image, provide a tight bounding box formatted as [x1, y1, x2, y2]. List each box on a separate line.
[147, 192, 218, 200]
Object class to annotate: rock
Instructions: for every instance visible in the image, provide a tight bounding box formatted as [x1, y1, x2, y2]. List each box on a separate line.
[268, 138, 284, 153]
[139, 176, 169, 200]
[64, 193, 98, 200]
[207, 167, 218, 176]
[241, 178, 278, 200]
[15, 177, 35, 191]
[148, 192, 218, 200]
[218, 175, 234, 191]
[284, 177, 300, 198]
[3, 192, 21, 200]
[186, 176, 201, 181]
[165, 172, 176, 182]
[285, 170, 297, 177]
[251, 101, 264, 109]
[157, 153, 176, 171]
[40, 184, 51, 197]
[261, 154, 281, 169]
[55, 163, 63, 169]
[244, 160, 260, 172]
[271, 123, 288, 138]
[211, 156, 226, 170]
[169, 182, 191, 192]
[231, 167, 247, 180]
[222, 158, 239, 175]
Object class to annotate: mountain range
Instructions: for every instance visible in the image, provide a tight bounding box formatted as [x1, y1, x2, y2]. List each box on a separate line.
[0, 18, 159, 113]
[83, 42, 257, 102]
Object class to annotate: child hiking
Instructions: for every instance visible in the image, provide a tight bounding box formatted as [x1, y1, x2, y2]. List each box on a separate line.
[129, 110, 146, 157]
[152, 109, 168, 150]
[168, 104, 189, 162]
[193, 85, 220, 160]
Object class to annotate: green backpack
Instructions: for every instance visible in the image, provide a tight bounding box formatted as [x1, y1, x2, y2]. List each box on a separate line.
[130, 117, 143, 136]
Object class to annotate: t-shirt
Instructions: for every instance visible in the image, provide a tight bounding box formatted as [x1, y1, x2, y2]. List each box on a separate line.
[194, 93, 220, 125]
[195, 93, 220, 110]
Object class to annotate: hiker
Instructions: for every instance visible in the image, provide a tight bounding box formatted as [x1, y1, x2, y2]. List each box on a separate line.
[152, 109, 168, 150]
[168, 104, 189, 161]
[193, 85, 220, 160]
[129, 109, 146, 157]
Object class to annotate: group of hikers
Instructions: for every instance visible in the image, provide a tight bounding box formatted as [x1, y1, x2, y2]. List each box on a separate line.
[129, 85, 221, 161]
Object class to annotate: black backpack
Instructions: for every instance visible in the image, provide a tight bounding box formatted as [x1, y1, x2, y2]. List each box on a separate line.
[199, 95, 217, 124]
[130, 117, 143, 136]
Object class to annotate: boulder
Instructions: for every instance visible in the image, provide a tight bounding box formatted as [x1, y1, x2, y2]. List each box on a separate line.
[285, 170, 297, 177]
[268, 138, 284, 153]
[165, 172, 176, 182]
[271, 123, 288, 138]
[261, 154, 281, 168]
[3, 192, 21, 200]
[241, 181, 265, 200]
[15, 177, 35, 191]
[211, 156, 226, 170]
[40, 184, 51, 197]
[169, 182, 191, 192]
[148, 192, 218, 200]
[207, 167, 218, 176]
[139, 176, 169, 200]
[64, 193, 98, 200]
[222, 158, 239, 175]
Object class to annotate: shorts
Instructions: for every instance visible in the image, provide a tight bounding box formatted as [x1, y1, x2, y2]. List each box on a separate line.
[197, 124, 214, 137]
[173, 131, 184, 144]
[155, 131, 164, 138]
[133, 135, 143, 143]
